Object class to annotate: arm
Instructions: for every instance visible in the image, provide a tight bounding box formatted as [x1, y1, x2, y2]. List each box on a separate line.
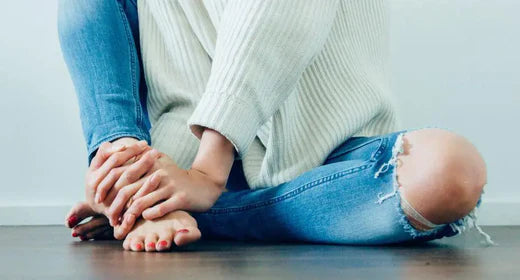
[188, 0, 340, 157]
[106, 0, 340, 238]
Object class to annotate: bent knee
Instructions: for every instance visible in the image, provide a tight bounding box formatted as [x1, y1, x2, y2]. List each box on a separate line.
[395, 128, 487, 228]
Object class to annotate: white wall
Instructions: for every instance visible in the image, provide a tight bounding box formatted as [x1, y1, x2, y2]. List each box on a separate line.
[0, 0, 518, 225]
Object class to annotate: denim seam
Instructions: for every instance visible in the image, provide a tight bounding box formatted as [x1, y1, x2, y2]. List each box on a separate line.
[327, 137, 384, 162]
[206, 163, 374, 214]
[127, 0, 138, 8]
[116, 3, 144, 135]
[369, 137, 388, 162]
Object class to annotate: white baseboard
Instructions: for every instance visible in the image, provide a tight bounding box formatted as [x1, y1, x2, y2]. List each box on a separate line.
[0, 201, 519, 226]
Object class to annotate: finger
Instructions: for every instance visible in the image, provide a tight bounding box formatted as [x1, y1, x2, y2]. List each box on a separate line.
[133, 169, 163, 200]
[106, 178, 146, 226]
[114, 213, 137, 240]
[90, 142, 126, 170]
[142, 196, 184, 220]
[95, 166, 126, 203]
[111, 149, 160, 196]
[65, 201, 96, 228]
[125, 188, 169, 220]
[90, 141, 149, 193]
[72, 216, 110, 237]
[116, 189, 170, 238]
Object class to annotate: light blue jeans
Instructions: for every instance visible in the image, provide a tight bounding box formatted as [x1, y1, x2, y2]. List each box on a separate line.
[58, 0, 151, 164]
[58, 0, 486, 245]
[193, 128, 484, 244]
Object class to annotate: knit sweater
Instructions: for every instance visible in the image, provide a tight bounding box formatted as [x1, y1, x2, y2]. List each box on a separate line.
[138, 0, 401, 189]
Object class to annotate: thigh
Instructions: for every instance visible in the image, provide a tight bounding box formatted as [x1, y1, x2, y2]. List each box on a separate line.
[193, 129, 457, 244]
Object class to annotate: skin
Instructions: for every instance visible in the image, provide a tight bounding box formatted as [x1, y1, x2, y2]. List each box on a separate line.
[66, 127, 488, 250]
[396, 128, 487, 227]
[66, 128, 235, 245]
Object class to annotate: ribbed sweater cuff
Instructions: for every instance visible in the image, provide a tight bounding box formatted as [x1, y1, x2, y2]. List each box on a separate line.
[187, 93, 263, 159]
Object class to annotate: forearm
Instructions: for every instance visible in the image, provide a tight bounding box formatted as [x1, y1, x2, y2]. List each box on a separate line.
[191, 128, 235, 189]
[187, 0, 339, 158]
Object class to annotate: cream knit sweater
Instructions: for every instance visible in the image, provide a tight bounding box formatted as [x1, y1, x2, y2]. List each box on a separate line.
[138, 0, 401, 189]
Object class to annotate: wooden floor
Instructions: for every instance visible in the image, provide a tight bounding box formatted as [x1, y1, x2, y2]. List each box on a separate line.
[0, 226, 518, 280]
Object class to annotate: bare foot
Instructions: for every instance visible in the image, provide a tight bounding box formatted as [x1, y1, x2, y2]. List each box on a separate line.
[66, 202, 113, 241]
[123, 211, 201, 252]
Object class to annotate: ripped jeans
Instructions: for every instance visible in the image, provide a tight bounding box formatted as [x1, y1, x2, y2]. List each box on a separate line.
[192, 128, 491, 245]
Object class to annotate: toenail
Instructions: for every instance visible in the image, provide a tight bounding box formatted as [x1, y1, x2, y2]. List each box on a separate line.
[176, 229, 189, 234]
[158, 240, 168, 247]
[72, 232, 78, 237]
[147, 242, 155, 248]
[135, 243, 143, 250]
[68, 215, 78, 227]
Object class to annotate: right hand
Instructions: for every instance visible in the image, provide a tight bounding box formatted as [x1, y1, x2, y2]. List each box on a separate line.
[84, 137, 157, 216]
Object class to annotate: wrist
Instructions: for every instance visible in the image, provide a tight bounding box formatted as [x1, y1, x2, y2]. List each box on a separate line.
[191, 128, 235, 188]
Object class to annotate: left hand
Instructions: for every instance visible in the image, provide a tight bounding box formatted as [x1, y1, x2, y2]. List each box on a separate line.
[110, 154, 226, 239]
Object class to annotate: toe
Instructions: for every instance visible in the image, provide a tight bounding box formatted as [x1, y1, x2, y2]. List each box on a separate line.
[173, 227, 201, 247]
[131, 236, 145, 252]
[145, 233, 159, 252]
[156, 231, 174, 252]
[66, 202, 96, 228]
[123, 237, 132, 251]
[72, 216, 108, 237]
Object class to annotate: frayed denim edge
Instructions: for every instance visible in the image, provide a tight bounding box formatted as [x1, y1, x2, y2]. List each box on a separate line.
[373, 128, 496, 246]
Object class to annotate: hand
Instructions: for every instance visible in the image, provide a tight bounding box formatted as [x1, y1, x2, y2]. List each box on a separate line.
[84, 138, 156, 216]
[111, 128, 236, 239]
[110, 155, 225, 239]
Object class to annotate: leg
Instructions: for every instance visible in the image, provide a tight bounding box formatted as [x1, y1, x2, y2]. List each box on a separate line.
[58, 0, 152, 240]
[390, 128, 487, 229]
[58, 0, 151, 163]
[191, 128, 487, 244]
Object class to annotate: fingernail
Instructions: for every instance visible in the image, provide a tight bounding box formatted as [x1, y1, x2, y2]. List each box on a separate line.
[72, 232, 78, 237]
[158, 240, 168, 248]
[95, 194, 100, 203]
[176, 229, 189, 234]
[150, 149, 159, 157]
[68, 215, 78, 227]
[79, 235, 88, 241]
[147, 242, 156, 248]
[135, 243, 143, 251]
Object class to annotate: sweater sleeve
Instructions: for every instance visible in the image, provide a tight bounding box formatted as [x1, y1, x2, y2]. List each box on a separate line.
[187, 0, 340, 158]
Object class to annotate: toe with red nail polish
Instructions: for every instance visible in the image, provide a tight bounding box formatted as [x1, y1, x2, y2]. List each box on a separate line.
[68, 215, 78, 227]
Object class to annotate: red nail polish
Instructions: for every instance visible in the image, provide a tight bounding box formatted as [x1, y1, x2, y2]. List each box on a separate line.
[72, 232, 78, 237]
[79, 235, 88, 241]
[68, 215, 78, 227]
[135, 243, 143, 250]
[176, 229, 189, 234]
[158, 240, 168, 247]
[147, 242, 156, 248]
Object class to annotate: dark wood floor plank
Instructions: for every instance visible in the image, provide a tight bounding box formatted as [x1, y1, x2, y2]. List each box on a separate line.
[0, 226, 518, 279]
